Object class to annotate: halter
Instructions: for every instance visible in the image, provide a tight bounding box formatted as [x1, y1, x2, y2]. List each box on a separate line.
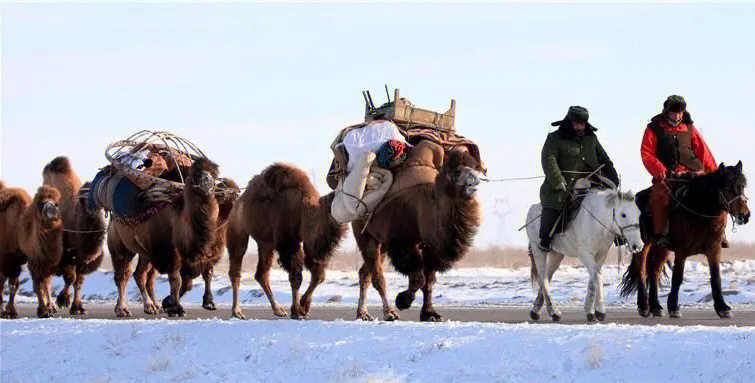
[611, 205, 640, 243]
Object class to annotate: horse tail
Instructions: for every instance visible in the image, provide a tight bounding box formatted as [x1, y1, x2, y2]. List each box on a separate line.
[619, 245, 649, 297]
[528, 244, 538, 289]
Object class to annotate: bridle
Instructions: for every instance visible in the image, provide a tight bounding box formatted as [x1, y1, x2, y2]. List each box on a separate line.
[611, 205, 641, 243]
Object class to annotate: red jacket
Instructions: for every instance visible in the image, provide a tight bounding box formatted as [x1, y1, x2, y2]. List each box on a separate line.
[640, 117, 717, 179]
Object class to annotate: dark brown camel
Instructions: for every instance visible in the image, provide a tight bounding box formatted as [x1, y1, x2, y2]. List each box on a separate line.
[108, 158, 219, 317]
[0, 184, 64, 318]
[42, 156, 107, 315]
[133, 178, 240, 314]
[226, 163, 347, 319]
[621, 162, 750, 319]
[353, 143, 481, 321]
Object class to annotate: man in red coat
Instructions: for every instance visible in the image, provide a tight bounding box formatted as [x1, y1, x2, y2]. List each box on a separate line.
[640, 95, 719, 248]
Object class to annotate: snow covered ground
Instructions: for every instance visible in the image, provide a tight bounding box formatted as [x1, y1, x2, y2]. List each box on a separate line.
[5, 260, 755, 308]
[2, 318, 754, 382]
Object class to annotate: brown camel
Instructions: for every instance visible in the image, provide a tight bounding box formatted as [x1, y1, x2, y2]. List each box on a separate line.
[353, 144, 481, 321]
[0, 184, 64, 318]
[42, 156, 107, 315]
[226, 163, 347, 319]
[133, 178, 240, 314]
[108, 158, 220, 317]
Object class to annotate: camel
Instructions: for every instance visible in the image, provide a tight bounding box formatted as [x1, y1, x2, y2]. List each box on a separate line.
[226, 163, 347, 319]
[133, 178, 240, 315]
[42, 156, 107, 315]
[0, 184, 64, 318]
[108, 157, 220, 317]
[352, 143, 482, 321]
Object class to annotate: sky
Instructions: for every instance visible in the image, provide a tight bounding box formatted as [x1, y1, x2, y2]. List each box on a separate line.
[2, 3, 755, 248]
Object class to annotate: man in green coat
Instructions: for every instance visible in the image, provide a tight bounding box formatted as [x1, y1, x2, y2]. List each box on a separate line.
[538, 106, 620, 252]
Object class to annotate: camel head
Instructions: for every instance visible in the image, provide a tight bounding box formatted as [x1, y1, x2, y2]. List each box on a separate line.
[439, 149, 481, 199]
[33, 185, 62, 228]
[215, 177, 241, 222]
[187, 157, 219, 197]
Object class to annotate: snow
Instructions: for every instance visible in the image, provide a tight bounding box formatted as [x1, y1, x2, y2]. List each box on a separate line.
[6, 260, 755, 308]
[2, 318, 754, 382]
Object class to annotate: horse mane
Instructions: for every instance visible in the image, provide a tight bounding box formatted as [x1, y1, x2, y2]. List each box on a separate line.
[674, 167, 737, 217]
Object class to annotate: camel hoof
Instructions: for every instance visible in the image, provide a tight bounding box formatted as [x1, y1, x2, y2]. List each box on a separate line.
[37, 306, 51, 318]
[56, 292, 71, 308]
[551, 313, 561, 322]
[70, 304, 87, 316]
[383, 310, 400, 321]
[717, 309, 732, 319]
[595, 311, 606, 322]
[586, 313, 596, 323]
[290, 312, 308, 320]
[669, 310, 682, 318]
[48, 304, 58, 314]
[529, 310, 540, 321]
[638, 308, 650, 318]
[1, 310, 18, 319]
[144, 304, 160, 315]
[650, 308, 664, 318]
[420, 311, 443, 322]
[115, 307, 132, 318]
[231, 308, 246, 320]
[272, 307, 288, 318]
[166, 304, 185, 317]
[356, 310, 373, 321]
[202, 301, 217, 311]
[395, 291, 415, 311]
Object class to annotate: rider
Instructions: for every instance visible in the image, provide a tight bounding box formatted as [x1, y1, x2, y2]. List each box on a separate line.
[640, 95, 718, 248]
[539, 106, 620, 252]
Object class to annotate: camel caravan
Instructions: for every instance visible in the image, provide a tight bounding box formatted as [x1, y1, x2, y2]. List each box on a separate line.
[0, 90, 750, 323]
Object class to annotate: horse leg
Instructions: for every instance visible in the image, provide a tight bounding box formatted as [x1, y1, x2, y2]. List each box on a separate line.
[531, 251, 563, 320]
[56, 262, 75, 308]
[300, 261, 325, 317]
[582, 255, 599, 322]
[648, 275, 663, 317]
[0, 276, 4, 308]
[201, 266, 216, 311]
[667, 256, 687, 318]
[70, 271, 87, 315]
[134, 256, 159, 315]
[532, 248, 560, 321]
[420, 270, 442, 322]
[287, 245, 306, 319]
[255, 242, 286, 317]
[226, 230, 249, 319]
[707, 248, 731, 318]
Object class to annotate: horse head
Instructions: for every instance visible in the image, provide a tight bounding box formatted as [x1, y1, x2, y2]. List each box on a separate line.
[607, 190, 643, 253]
[718, 161, 750, 225]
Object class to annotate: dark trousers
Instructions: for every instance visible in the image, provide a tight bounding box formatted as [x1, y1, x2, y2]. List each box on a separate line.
[539, 207, 561, 246]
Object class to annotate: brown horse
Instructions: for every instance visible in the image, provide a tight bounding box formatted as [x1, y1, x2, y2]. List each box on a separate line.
[621, 162, 750, 318]
[226, 163, 347, 319]
[133, 178, 240, 314]
[353, 144, 481, 321]
[0, 185, 64, 318]
[108, 158, 220, 317]
[43, 156, 107, 315]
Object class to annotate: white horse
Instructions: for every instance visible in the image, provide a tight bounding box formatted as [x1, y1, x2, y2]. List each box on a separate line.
[525, 188, 643, 322]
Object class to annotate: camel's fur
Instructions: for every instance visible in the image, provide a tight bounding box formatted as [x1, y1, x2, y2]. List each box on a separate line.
[226, 163, 347, 319]
[0, 184, 33, 318]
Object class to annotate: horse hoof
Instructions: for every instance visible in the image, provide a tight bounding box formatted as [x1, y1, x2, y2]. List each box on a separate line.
[638, 308, 650, 318]
[420, 311, 443, 322]
[529, 310, 540, 321]
[161, 296, 173, 311]
[586, 313, 596, 323]
[551, 313, 561, 322]
[395, 291, 415, 311]
[717, 309, 732, 319]
[651, 308, 664, 318]
[383, 310, 400, 321]
[595, 311, 606, 322]
[669, 310, 682, 318]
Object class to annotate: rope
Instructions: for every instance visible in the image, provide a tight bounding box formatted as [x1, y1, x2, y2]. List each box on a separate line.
[62, 228, 107, 234]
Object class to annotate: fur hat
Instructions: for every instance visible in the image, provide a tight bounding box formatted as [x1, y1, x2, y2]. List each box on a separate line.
[551, 106, 596, 131]
[663, 95, 686, 113]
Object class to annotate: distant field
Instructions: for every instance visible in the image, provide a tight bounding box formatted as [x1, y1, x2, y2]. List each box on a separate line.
[98, 242, 755, 272]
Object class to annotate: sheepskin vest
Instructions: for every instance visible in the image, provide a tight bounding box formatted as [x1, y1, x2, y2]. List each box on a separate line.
[649, 118, 703, 172]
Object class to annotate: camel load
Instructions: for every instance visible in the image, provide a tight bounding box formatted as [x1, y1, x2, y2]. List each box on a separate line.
[89, 130, 237, 225]
[327, 88, 485, 225]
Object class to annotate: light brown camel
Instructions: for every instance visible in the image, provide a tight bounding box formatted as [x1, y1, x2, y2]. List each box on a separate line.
[0, 184, 64, 318]
[352, 143, 481, 321]
[226, 163, 347, 319]
[108, 158, 219, 317]
[42, 156, 107, 315]
[133, 178, 240, 314]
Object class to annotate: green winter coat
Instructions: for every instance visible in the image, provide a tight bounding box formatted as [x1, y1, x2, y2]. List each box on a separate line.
[539, 122, 619, 209]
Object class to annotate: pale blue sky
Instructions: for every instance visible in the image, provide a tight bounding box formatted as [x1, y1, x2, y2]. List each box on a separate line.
[2, 3, 754, 247]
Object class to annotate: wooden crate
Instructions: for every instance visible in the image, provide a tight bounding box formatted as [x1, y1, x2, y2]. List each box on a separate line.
[365, 89, 456, 131]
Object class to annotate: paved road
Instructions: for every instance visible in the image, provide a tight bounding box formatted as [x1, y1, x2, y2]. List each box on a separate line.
[7, 303, 755, 326]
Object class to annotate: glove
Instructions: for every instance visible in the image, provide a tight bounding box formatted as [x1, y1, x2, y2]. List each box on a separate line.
[555, 181, 567, 191]
[614, 236, 627, 247]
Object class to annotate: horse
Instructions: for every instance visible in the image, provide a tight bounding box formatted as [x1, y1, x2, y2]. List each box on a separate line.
[526, 187, 643, 322]
[620, 162, 750, 319]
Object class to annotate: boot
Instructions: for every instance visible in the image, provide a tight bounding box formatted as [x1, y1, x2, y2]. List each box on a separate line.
[655, 232, 672, 249]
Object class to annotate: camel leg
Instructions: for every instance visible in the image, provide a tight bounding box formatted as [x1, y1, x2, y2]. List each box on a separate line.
[202, 266, 216, 311]
[531, 251, 564, 319]
[255, 242, 286, 317]
[300, 261, 325, 316]
[372, 250, 399, 321]
[45, 275, 57, 314]
[667, 256, 687, 318]
[2, 276, 20, 319]
[69, 271, 87, 315]
[56, 262, 75, 309]
[356, 261, 374, 320]
[146, 265, 160, 312]
[163, 250, 185, 317]
[396, 269, 426, 311]
[32, 271, 52, 318]
[707, 248, 731, 318]
[134, 256, 159, 315]
[420, 270, 442, 322]
[288, 246, 306, 319]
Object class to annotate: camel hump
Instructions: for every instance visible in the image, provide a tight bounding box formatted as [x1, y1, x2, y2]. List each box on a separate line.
[0, 186, 32, 212]
[43, 156, 74, 175]
[246, 163, 317, 201]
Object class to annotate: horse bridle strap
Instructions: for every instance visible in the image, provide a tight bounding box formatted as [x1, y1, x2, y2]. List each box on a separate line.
[611, 207, 640, 241]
